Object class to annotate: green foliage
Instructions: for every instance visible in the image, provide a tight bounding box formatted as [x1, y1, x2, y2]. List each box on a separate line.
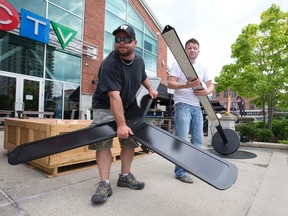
[238, 123, 258, 140]
[256, 129, 274, 142]
[271, 119, 288, 140]
[215, 4, 288, 130]
[238, 119, 288, 143]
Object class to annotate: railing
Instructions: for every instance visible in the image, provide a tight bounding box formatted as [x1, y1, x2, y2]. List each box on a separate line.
[0, 110, 14, 125]
[21, 111, 54, 118]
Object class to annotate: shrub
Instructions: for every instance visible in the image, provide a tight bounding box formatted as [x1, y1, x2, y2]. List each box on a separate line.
[238, 123, 258, 141]
[272, 119, 288, 141]
[257, 129, 274, 142]
[238, 119, 288, 143]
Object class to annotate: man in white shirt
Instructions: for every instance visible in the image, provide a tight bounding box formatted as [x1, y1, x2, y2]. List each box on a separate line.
[168, 38, 214, 183]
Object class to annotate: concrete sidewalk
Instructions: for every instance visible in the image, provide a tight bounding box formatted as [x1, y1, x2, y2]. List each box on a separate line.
[0, 130, 287, 216]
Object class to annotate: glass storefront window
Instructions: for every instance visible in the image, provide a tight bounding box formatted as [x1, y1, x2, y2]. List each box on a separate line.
[144, 25, 155, 38]
[45, 47, 81, 84]
[144, 51, 157, 72]
[105, 12, 126, 35]
[134, 27, 143, 48]
[104, 32, 115, 54]
[7, 0, 46, 17]
[23, 79, 40, 111]
[127, 4, 143, 31]
[144, 35, 157, 54]
[0, 75, 16, 110]
[48, 0, 84, 17]
[44, 80, 80, 119]
[106, 0, 127, 20]
[48, 4, 83, 40]
[0, 32, 44, 77]
[135, 47, 143, 57]
[44, 80, 63, 118]
[63, 84, 80, 119]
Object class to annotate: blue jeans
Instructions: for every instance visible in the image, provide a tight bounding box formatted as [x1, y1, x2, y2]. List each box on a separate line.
[173, 102, 203, 177]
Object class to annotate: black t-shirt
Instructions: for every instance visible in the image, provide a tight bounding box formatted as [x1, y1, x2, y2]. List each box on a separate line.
[92, 51, 147, 111]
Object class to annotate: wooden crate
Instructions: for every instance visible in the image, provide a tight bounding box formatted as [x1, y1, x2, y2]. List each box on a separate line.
[4, 118, 146, 177]
[3, 118, 128, 177]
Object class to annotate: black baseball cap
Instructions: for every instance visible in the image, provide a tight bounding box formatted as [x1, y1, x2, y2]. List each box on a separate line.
[112, 24, 136, 39]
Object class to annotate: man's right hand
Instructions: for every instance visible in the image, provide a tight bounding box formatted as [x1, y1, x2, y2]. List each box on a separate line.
[117, 125, 134, 139]
[186, 77, 200, 88]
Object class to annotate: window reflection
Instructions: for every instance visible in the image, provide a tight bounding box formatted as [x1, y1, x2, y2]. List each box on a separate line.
[45, 47, 81, 84]
[127, 4, 143, 30]
[106, 0, 126, 20]
[0, 32, 44, 77]
[64, 84, 80, 119]
[49, 0, 84, 17]
[105, 11, 125, 34]
[48, 3, 83, 40]
[0, 75, 16, 110]
[23, 80, 39, 111]
[144, 35, 157, 54]
[45, 80, 63, 119]
[7, 0, 45, 16]
[44, 80, 80, 119]
[144, 51, 157, 73]
[104, 32, 115, 54]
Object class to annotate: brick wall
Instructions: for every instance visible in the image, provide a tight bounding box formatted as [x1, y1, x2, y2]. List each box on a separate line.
[81, 0, 105, 94]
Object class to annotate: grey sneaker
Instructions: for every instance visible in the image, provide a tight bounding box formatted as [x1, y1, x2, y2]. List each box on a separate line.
[91, 181, 113, 204]
[117, 173, 145, 190]
[176, 174, 194, 184]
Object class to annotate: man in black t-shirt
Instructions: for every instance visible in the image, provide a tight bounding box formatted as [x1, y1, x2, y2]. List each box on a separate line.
[89, 24, 158, 204]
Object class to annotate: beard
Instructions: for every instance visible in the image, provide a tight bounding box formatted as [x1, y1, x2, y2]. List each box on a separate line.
[115, 47, 134, 58]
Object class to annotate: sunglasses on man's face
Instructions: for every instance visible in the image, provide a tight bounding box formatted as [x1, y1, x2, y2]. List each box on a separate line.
[115, 37, 135, 44]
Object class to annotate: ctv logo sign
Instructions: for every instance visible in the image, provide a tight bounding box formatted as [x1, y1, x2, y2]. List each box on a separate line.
[0, 0, 77, 49]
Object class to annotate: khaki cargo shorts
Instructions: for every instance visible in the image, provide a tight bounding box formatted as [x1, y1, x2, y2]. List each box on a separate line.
[88, 109, 139, 151]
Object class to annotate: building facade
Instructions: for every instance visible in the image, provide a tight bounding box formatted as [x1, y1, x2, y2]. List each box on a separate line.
[212, 84, 259, 113]
[0, 0, 167, 119]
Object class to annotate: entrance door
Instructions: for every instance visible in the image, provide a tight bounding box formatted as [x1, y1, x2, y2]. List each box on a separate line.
[0, 72, 43, 116]
[22, 79, 41, 111]
[0, 74, 16, 112]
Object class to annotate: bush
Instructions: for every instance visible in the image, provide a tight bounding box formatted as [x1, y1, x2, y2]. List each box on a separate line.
[272, 119, 288, 141]
[238, 123, 258, 141]
[256, 129, 274, 142]
[238, 119, 288, 143]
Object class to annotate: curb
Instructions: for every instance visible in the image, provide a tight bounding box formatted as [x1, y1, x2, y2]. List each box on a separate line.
[240, 142, 288, 150]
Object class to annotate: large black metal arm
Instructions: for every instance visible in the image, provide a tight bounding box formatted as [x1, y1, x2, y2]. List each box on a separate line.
[8, 77, 237, 190]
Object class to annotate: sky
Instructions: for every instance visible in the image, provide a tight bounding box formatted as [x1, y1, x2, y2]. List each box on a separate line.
[144, 0, 288, 78]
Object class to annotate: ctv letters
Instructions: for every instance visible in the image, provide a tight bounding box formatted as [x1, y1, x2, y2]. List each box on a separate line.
[0, 0, 77, 48]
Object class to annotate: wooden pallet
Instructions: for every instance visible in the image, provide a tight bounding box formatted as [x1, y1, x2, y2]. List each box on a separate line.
[26, 149, 149, 178]
[28, 160, 97, 178]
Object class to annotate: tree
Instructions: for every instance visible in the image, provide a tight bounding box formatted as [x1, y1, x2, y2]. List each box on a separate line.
[215, 4, 288, 130]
